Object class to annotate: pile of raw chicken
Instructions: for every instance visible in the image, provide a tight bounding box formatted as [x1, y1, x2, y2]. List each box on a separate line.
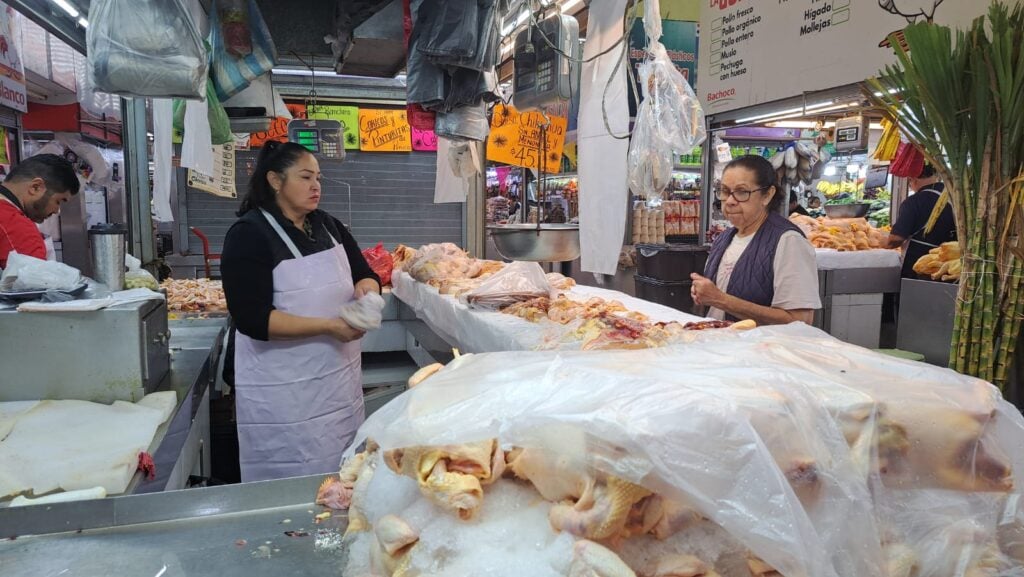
[790, 215, 890, 251]
[392, 243, 753, 350]
[160, 278, 226, 312]
[318, 326, 1024, 577]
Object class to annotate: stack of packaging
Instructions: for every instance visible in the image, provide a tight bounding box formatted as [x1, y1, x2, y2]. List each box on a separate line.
[663, 200, 700, 237]
[632, 206, 666, 244]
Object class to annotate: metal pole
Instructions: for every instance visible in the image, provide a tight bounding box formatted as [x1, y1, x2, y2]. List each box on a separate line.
[123, 98, 155, 264]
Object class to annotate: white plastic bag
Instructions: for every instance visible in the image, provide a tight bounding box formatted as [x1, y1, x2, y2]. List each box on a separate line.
[124, 254, 159, 291]
[339, 292, 387, 331]
[1, 253, 83, 291]
[464, 261, 552, 310]
[86, 0, 208, 99]
[627, 93, 674, 200]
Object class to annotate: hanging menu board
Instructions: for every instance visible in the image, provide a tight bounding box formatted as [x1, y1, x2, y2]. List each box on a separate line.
[358, 109, 412, 152]
[307, 105, 361, 150]
[697, 0, 1016, 114]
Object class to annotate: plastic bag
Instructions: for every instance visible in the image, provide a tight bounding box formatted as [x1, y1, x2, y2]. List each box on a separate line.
[464, 261, 552, 310]
[1, 253, 83, 292]
[210, 0, 277, 101]
[86, 0, 208, 99]
[174, 78, 233, 146]
[627, 95, 673, 200]
[217, 0, 253, 57]
[362, 242, 394, 287]
[124, 254, 159, 291]
[339, 292, 386, 332]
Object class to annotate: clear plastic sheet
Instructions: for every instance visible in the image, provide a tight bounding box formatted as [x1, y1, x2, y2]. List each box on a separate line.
[464, 261, 552, 310]
[349, 323, 1024, 577]
[86, 0, 208, 99]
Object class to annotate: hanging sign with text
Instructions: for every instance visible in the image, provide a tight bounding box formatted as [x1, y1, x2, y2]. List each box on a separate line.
[358, 109, 412, 152]
[486, 103, 568, 173]
[308, 104, 361, 149]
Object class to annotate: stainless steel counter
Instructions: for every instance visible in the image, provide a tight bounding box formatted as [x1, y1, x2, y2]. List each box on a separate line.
[0, 475, 348, 576]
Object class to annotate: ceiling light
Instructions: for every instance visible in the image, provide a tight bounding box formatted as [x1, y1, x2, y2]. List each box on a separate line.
[77, 17, 88, 28]
[51, 0, 79, 18]
[749, 103, 858, 125]
[561, 0, 584, 13]
[869, 122, 884, 130]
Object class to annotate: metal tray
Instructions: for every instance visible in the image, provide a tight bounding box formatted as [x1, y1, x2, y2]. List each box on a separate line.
[0, 282, 88, 302]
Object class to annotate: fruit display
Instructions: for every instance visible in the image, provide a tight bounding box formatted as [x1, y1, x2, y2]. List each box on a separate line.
[770, 141, 831, 199]
[160, 278, 226, 312]
[872, 117, 901, 161]
[326, 329, 1023, 577]
[816, 180, 863, 199]
[913, 241, 962, 282]
[790, 215, 890, 251]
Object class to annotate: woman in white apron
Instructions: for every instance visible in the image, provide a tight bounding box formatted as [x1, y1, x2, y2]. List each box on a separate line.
[220, 141, 381, 482]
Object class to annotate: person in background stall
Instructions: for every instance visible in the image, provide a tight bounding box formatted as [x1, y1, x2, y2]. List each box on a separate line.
[789, 191, 811, 216]
[0, 154, 79, 268]
[220, 141, 380, 483]
[885, 163, 956, 278]
[691, 155, 821, 325]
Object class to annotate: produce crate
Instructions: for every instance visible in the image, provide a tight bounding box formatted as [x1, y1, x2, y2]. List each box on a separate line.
[634, 275, 697, 314]
[635, 244, 709, 282]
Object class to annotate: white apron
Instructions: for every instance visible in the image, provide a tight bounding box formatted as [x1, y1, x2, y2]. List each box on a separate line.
[234, 209, 364, 482]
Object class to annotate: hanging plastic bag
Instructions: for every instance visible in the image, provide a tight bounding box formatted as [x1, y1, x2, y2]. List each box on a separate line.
[173, 78, 233, 146]
[362, 242, 394, 287]
[210, 0, 277, 101]
[218, 0, 253, 57]
[627, 80, 673, 200]
[86, 0, 208, 99]
[339, 292, 386, 331]
[645, 43, 706, 155]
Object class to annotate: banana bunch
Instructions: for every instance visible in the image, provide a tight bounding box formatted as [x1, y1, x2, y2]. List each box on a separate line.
[873, 118, 900, 161]
[816, 181, 860, 198]
[770, 141, 830, 198]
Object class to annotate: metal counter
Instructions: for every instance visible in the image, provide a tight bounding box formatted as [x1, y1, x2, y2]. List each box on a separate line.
[0, 475, 347, 576]
[814, 266, 901, 349]
[129, 317, 227, 494]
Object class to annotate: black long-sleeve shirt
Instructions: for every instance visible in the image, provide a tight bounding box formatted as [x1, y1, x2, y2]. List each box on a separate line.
[220, 205, 379, 341]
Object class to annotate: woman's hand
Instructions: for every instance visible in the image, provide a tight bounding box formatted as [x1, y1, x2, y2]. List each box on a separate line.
[325, 318, 365, 343]
[690, 273, 725, 308]
[354, 278, 381, 299]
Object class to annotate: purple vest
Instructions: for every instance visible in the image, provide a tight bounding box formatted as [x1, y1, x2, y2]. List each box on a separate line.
[703, 212, 805, 321]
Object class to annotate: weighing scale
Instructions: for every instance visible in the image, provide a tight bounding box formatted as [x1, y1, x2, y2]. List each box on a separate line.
[288, 119, 345, 161]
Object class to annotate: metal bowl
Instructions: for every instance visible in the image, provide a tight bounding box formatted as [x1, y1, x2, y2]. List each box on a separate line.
[487, 223, 581, 262]
[823, 202, 871, 218]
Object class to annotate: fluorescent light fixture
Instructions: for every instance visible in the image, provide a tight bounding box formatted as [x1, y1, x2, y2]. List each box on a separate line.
[767, 121, 837, 129]
[561, 0, 584, 13]
[271, 68, 338, 77]
[736, 101, 834, 124]
[51, 0, 79, 18]
[77, 17, 87, 28]
[747, 102, 859, 125]
[869, 122, 884, 130]
[824, 165, 838, 176]
[871, 88, 901, 97]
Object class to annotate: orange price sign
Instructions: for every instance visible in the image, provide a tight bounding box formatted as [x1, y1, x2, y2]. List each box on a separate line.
[486, 103, 567, 173]
[358, 109, 412, 152]
[249, 117, 290, 148]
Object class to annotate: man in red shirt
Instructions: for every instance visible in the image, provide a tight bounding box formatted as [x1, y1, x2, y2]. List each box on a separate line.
[0, 154, 80, 269]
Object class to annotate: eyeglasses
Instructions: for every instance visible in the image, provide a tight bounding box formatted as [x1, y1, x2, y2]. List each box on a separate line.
[714, 185, 770, 202]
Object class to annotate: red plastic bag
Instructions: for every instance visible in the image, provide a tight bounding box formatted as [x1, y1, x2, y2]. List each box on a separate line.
[362, 242, 394, 286]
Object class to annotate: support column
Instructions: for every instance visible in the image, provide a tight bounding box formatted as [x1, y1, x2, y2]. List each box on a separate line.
[123, 98, 155, 264]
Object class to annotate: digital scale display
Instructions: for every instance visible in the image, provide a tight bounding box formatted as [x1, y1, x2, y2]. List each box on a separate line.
[287, 119, 345, 160]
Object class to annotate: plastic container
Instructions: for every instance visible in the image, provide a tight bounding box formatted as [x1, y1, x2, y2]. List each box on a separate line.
[635, 244, 709, 282]
[634, 274, 696, 314]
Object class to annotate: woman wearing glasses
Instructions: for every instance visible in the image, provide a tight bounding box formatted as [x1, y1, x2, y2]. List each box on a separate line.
[691, 155, 821, 325]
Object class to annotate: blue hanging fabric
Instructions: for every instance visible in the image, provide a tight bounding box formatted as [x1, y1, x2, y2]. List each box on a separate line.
[210, 0, 278, 101]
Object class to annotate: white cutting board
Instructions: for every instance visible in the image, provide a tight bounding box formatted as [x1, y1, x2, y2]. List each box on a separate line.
[0, 392, 176, 499]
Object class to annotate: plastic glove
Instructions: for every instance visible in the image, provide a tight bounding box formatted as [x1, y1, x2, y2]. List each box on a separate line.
[339, 292, 386, 331]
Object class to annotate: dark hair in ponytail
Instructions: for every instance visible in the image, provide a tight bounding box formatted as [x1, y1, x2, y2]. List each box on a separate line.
[237, 140, 313, 216]
[723, 154, 784, 211]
